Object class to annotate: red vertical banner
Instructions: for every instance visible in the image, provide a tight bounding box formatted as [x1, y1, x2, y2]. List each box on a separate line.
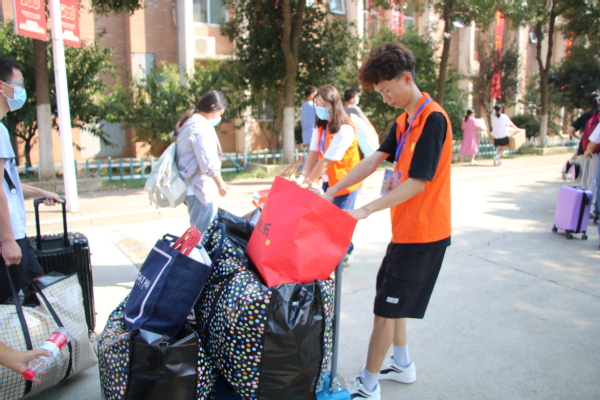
[491, 10, 505, 99]
[12, 0, 48, 40]
[60, 0, 80, 47]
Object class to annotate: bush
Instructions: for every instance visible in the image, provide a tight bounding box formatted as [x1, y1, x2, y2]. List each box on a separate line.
[512, 115, 540, 138]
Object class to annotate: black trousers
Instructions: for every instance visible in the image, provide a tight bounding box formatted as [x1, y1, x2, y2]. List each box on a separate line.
[0, 238, 44, 303]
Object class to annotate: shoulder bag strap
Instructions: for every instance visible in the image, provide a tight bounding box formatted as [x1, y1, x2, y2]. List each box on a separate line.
[32, 280, 74, 382]
[174, 124, 202, 182]
[6, 268, 34, 394]
[4, 169, 17, 194]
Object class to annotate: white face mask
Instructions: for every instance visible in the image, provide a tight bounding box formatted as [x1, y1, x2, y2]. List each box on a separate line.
[354, 98, 360, 106]
[3, 84, 27, 111]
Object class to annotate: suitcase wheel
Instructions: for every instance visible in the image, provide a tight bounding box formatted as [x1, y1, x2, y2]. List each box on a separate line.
[582, 233, 588, 241]
[552, 225, 558, 233]
[566, 232, 573, 240]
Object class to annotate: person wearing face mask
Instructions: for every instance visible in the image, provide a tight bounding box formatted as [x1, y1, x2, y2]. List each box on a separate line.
[1, 57, 62, 304]
[322, 42, 452, 400]
[175, 90, 229, 233]
[344, 87, 369, 123]
[301, 84, 362, 263]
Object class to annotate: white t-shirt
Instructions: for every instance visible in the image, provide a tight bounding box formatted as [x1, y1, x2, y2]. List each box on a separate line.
[309, 124, 355, 161]
[0, 122, 26, 240]
[490, 113, 512, 139]
[589, 121, 600, 144]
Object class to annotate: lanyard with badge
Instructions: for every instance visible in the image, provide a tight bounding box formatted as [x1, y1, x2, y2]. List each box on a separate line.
[381, 97, 432, 195]
[319, 125, 327, 154]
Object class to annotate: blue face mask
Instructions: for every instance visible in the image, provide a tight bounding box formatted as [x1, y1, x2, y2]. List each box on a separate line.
[315, 105, 331, 121]
[354, 98, 359, 106]
[208, 116, 222, 127]
[3, 84, 27, 111]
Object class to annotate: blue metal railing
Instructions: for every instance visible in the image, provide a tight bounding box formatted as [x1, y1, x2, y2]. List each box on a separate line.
[18, 139, 573, 181]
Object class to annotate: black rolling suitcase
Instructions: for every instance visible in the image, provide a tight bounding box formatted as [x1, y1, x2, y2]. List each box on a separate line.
[29, 198, 96, 333]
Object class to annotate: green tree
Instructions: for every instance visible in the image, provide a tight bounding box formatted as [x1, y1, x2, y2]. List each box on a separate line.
[414, 0, 512, 106]
[550, 43, 600, 112]
[510, 0, 599, 147]
[0, 21, 114, 168]
[471, 27, 520, 129]
[103, 61, 233, 146]
[221, 0, 360, 158]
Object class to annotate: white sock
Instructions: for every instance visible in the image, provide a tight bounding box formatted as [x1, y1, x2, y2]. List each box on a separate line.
[393, 345, 411, 367]
[359, 368, 379, 392]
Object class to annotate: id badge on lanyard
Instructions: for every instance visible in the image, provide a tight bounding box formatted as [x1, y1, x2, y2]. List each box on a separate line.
[380, 97, 431, 195]
[381, 167, 402, 195]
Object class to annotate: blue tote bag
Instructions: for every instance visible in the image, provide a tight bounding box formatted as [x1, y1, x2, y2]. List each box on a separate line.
[125, 223, 225, 337]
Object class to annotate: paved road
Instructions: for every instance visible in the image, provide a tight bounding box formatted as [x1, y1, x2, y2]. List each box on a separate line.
[28, 154, 600, 399]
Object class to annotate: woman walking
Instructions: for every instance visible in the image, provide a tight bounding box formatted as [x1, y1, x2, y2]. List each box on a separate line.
[175, 90, 229, 233]
[490, 104, 518, 166]
[459, 109, 485, 165]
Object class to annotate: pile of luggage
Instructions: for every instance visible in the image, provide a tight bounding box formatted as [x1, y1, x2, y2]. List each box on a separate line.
[98, 204, 352, 400]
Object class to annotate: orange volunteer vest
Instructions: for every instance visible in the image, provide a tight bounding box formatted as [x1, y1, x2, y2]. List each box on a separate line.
[390, 93, 452, 244]
[317, 123, 362, 196]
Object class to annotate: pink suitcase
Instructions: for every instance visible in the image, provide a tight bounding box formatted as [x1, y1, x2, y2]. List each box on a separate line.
[552, 186, 592, 240]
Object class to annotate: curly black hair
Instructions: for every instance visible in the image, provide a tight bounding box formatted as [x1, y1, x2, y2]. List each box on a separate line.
[358, 42, 416, 90]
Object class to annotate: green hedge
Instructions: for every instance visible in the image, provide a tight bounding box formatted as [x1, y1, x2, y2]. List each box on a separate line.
[512, 114, 540, 138]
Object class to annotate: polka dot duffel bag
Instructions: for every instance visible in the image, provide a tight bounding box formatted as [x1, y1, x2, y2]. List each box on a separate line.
[195, 214, 335, 400]
[98, 297, 217, 400]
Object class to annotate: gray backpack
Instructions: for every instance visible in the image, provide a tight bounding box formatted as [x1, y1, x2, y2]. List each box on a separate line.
[144, 127, 197, 208]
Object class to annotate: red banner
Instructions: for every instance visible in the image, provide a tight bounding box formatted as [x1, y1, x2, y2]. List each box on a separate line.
[60, 0, 80, 47]
[12, 0, 48, 41]
[491, 10, 505, 99]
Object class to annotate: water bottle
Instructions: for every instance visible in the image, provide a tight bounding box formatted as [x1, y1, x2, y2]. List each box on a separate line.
[22, 327, 71, 381]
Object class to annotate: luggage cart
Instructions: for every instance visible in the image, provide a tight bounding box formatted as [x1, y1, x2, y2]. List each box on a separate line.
[316, 259, 351, 400]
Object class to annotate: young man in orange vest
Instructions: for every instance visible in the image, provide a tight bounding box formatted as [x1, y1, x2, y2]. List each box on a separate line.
[323, 42, 452, 400]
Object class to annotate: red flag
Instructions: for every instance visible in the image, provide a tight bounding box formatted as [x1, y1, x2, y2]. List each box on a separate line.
[12, 0, 48, 41]
[60, 0, 81, 47]
[491, 10, 505, 99]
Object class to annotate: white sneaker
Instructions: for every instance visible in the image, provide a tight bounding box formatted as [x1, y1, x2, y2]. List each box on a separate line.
[347, 376, 381, 400]
[379, 357, 416, 384]
[343, 253, 353, 266]
[497, 160, 503, 166]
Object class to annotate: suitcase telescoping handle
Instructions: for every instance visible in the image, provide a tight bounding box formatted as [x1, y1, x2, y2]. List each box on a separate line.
[33, 197, 68, 250]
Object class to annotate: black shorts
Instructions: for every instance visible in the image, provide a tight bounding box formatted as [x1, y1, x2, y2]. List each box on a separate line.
[374, 243, 446, 319]
[0, 238, 44, 303]
[494, 137, 509, 147]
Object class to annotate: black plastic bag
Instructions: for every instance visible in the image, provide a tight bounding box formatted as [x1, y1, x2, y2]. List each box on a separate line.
[126, 326, 200, 400]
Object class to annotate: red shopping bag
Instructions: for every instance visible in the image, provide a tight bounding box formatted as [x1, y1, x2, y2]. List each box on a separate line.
[247, 176, 358, 286]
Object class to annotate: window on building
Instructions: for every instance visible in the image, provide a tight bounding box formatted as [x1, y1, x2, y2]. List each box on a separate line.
[401, 1, 414, 30]
[252, 102, 275, 122]
[193, 0, 227, 24]
[330, 0, 345, 15]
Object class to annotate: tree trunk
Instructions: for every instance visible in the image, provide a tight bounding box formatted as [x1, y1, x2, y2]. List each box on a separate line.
[435, 2, 453, 106]
[281, 0, 305, 164]
[33, 39, 56, 180]
[534, 3, 557, 149]
[24, 133, 33, 171]
[539, 69, 549, 148]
